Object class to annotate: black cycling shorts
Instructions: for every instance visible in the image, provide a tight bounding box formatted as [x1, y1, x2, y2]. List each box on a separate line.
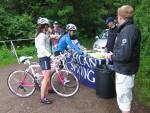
[39, 57, 51, 70]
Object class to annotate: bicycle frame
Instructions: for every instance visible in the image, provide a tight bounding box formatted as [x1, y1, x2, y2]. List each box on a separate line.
[21, 54, 69, 87]
[7, 51, 79, 98]
[25, 64, 40, 77]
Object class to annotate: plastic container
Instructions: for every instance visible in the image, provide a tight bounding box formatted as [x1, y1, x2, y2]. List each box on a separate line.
[95, 65, 115, 98]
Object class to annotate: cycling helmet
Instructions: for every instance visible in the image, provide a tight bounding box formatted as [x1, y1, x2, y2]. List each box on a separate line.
[105, 17, 114, 24]
[53, 21, 58, 24]
[37, 17, 49, 25]
[66, 24, 77, 31]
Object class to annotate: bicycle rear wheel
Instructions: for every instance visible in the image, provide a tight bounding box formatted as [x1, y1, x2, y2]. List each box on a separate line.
[7, 70, 36, 97]
[51, 69, 79, 97]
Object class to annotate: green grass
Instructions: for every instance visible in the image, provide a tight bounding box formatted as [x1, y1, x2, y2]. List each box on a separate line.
[0, 47, 17, 67]
[17, 45, 37, 57]
[0, 46, 36, 67]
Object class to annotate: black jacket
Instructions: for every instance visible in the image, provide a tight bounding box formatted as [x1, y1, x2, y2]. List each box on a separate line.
[106, 26, 118, 52]
[112, 19, 141, 75]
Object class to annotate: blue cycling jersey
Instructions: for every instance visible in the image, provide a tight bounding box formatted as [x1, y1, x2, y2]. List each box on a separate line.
[54, 32, 83, 54]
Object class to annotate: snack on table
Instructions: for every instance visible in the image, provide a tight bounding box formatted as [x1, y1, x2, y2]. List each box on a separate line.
[88, 52, 105, 59]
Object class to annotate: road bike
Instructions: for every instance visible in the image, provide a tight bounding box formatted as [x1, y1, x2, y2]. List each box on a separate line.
[7, 52, 79, 98]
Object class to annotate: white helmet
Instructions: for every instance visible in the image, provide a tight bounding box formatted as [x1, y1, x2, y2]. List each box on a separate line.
[66, 24, 77, 31]
[37, 17, 49, 25]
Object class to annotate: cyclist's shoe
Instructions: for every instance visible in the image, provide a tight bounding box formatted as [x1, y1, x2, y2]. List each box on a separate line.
[48, 89, 55, 94]
[41, 98, 53, 104]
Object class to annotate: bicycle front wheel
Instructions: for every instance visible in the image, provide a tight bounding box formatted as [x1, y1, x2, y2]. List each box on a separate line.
[51, 69, 79, 97]
[7, 70, 36, 97]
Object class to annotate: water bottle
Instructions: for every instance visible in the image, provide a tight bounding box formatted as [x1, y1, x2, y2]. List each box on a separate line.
[35, 73, 41, 85]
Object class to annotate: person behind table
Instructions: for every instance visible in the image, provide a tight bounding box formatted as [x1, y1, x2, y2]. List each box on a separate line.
[50, 21, 64, 50]
[54, 23, 83, 56]
[104, 5, 141, 113]
[35, 17, 53, 104]
[105, 17, 118, 52]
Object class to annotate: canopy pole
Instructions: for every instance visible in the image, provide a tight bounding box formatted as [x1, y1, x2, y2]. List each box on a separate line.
[10, 40, 20, 64]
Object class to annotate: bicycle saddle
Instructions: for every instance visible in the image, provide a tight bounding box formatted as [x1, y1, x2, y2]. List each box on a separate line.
[19, 56, 33, 63]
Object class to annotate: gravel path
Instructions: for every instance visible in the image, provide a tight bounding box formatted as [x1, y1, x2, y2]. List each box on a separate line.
[0, 64, 149, 113]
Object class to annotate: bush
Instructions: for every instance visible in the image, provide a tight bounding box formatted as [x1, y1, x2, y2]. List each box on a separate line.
[17, 46, 36, 57]
[135, 55, 150, 106]
[79, 37, 95, 49]
[0, 13, 36, 40]
[134, 0, 150, 106]
[7, 14, 36, 39]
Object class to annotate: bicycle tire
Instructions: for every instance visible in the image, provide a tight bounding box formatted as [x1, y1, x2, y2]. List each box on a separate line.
[51, 69, 79, 97]
[7, 70, 36, 97]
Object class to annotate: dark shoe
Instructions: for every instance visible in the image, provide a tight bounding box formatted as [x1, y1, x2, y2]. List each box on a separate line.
[41, 98, 53, 104]
[48, 89, 55, 94]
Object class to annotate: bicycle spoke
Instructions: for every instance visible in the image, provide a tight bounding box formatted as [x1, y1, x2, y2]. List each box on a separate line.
[12, 77, 20, 83]
[51, 69, 79, 97]
[7, 71, 36, 97]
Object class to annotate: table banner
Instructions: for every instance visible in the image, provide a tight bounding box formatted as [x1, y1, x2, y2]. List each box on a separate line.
[66, 53, 110, 88]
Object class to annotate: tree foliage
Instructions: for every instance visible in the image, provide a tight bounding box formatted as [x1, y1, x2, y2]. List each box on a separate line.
[134, 0, 150, 56]
[0, 0, 149, 43]
[0, 0, 117, 39]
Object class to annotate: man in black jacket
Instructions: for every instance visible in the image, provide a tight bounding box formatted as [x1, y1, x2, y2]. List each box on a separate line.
[105, 17, 118, 52]
[105, 5, 141, 113]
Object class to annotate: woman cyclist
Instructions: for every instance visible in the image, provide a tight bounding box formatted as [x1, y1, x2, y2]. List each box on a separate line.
[54, 24, 83, 56]
[35, 17, 52, 104]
